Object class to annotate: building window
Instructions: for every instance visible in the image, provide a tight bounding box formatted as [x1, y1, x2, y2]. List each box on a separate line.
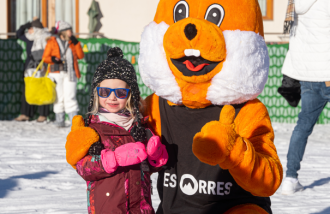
[258, 0, 273, 20]
[7, 0, 79, 33]
[7, 0, 42, 32]
[55, 0, 76, 31]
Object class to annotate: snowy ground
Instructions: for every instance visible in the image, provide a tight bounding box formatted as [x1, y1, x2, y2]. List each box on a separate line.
[0, 121, 329, 214]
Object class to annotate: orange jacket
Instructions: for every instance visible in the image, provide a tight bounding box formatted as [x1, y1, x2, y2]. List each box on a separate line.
[43, 37, 84, 78]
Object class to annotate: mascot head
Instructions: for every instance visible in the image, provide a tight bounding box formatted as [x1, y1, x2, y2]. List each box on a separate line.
[139, 0, 269, 109]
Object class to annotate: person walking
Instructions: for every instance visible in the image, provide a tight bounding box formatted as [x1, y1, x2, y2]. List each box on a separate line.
[14, 17, 51, 122]
[281, 0, 330, 195]
[43, 21, 84, 127]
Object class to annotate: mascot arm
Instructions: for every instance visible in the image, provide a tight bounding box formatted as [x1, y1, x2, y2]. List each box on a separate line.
[229, 99, 283, 197]
[145, 93, 167, 173]
[193, 99, 282, 197]
[66, 116, 100, 169]
[145, 93, 162, 137]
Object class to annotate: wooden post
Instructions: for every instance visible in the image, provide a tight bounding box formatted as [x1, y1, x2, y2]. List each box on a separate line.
[75, 0, 79, 37]
[48, 0, 56, 30]
[41, 0, 48, 28]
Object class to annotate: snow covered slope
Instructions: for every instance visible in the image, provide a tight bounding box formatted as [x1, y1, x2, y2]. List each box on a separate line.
[0, 121, 329, 214]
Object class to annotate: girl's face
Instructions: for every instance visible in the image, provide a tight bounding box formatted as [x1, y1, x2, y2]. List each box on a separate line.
[98, 79, 129, 113]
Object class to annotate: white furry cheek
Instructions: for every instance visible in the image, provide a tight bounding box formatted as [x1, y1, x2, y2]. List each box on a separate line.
[207, 30, 269, 105]
[139, 21, 183, 104]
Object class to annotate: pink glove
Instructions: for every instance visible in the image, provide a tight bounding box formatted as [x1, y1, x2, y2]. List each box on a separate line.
[101, 142, 148, 173]
[114, 142, 148, 166]
[101, 149, 118, 174]
[147, 136, 168, 167]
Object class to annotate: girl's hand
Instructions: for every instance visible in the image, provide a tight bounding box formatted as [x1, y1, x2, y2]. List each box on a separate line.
[101, 149, 118, 174]
[114, 142, 148, 166]
[101, 142, 148, 174]
[146, 136, 168, 167]
[51, 56, 63, 64]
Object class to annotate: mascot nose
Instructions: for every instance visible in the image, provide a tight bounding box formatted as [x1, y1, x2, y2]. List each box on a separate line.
[184, 23, 197, 40]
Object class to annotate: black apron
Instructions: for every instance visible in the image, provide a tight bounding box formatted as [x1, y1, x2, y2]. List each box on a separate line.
[156, 97, 272, 214]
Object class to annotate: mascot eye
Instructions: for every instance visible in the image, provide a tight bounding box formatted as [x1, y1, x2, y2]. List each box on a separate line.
[174, 1, 189, 23]
[204, 4, 225, 26]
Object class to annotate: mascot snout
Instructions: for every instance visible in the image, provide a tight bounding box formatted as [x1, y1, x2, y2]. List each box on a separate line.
[164, 18, 226, 82]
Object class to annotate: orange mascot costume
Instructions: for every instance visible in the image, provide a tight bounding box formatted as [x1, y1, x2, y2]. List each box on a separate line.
[65, 0, 283, 213]
[139, 0, 283, 213]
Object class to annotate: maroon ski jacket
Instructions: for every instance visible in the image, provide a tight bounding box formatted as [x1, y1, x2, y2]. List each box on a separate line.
[76, 115, 157, 214]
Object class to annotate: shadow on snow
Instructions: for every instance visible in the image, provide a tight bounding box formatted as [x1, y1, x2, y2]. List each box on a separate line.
[304, 176, 330, 190]
[311, 207, 330, 214]
[0, 171, 57, 198]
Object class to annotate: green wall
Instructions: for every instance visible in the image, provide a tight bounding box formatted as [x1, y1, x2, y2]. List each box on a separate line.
[1, 39, 329, 123]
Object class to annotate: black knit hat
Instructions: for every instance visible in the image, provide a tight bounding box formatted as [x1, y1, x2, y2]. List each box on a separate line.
[87, 47, 146, 142]
[31, 18, 44, 29]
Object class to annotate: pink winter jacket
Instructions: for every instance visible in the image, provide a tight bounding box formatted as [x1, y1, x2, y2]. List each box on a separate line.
[76, 115, 162, 214]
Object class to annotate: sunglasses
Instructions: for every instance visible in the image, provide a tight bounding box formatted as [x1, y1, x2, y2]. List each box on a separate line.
[97, 87, 130, 99]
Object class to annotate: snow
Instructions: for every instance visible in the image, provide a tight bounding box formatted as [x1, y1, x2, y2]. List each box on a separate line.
[0, 121, 329, 214]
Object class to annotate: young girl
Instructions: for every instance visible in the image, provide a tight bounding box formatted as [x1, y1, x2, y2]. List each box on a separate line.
[67, 47, 168, 214]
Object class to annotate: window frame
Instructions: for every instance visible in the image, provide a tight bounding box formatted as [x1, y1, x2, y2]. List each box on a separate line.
[43, 0, 79, 34]
[41, 0, 48, 28]
[6, 0, 15, 34]
[261, 0, 274, 20]
[75, 0, 79, 35]
[7, 0, 10, 33]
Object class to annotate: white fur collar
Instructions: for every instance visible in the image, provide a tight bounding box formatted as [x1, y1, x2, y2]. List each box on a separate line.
[139, 21, 269, 105]
[139, 22, 183, 104]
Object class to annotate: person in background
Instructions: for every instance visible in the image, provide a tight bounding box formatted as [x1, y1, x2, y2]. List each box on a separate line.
[281, 0, 330, 195]
[43, 21, 84, 127]
[14, 17, 50, 122]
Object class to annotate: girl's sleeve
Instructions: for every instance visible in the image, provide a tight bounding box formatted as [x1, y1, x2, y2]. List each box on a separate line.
[76, 155, 116, 181]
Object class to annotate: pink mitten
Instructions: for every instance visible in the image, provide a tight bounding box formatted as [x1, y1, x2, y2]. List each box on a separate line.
[101, 149, 118, 174]
[147, 136, 168, 167]
[114, 142, 148, 166]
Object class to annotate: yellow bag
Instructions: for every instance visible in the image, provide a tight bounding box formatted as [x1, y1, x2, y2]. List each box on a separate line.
[25, 60, 56, 105]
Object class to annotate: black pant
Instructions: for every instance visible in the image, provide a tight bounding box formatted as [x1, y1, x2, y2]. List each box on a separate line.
[21, 86, 49, 117]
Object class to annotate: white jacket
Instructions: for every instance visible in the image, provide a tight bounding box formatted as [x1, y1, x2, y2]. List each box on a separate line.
[282, 0, 330, 81]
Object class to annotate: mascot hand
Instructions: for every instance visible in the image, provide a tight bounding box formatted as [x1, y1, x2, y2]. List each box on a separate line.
[192, 105, 247, 169]
[66, 115, 100, 169]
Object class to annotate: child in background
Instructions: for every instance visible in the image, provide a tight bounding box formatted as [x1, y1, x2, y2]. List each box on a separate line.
[66, 47, 168, 214]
